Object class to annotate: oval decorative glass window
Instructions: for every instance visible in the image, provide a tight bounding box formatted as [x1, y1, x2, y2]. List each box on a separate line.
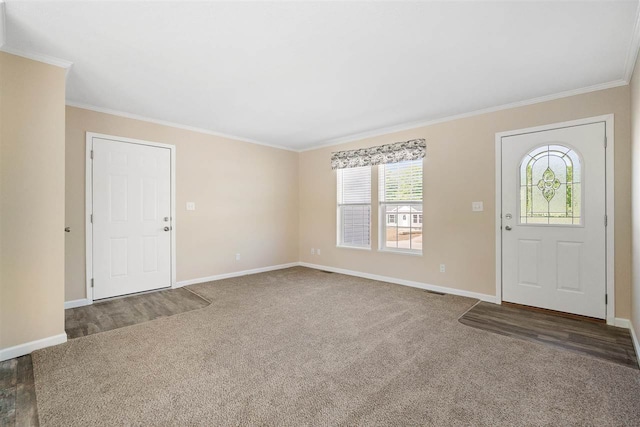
[520, 145, 581, 225]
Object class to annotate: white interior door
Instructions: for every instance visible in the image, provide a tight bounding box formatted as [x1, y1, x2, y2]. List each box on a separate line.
[501, 122, 606, 319]
[92, 137, 172, 300]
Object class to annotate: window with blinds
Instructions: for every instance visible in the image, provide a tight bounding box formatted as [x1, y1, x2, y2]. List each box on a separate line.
[379, 159, 423, 253]
[337, 166, 371, 248]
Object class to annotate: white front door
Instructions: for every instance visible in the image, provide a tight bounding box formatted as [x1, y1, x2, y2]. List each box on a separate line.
[501, 122, 606, 319]
[92, 137, 172, 300]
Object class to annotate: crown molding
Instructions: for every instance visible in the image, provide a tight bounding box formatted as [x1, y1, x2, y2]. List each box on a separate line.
[70, 78, 629, 155]
[299, 79, 629, 152]
[0, 46, 73, 69]
[624, 0, 640, 83]
[66, 101, 297, 152]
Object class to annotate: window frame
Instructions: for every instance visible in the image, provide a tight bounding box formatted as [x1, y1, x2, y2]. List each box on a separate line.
[378, 159, 424, 255]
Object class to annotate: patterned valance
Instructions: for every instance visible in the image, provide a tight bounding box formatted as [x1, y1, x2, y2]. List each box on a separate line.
[331, 139, 426, 170]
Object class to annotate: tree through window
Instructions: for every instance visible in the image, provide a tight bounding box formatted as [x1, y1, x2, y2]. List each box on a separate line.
[520, 145, 582, 225]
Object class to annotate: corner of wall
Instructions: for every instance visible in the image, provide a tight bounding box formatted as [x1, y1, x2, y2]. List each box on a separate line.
[0, 52, 67, 356]
[630, 48, 640, 348]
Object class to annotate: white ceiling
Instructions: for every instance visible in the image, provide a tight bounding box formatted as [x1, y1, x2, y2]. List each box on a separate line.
[3, 1, 639, 151]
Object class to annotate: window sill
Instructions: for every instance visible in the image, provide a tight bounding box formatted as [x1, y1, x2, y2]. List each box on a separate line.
[378, 248, 423, 257]
[336, 245, 372, 251]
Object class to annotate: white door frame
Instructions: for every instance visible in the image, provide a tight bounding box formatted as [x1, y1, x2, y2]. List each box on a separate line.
[85, 132, 177, 304]
[494, 115, 615, 325]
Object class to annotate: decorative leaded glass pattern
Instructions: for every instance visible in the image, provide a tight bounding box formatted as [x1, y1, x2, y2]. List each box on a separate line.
[520, 145, 582, 225]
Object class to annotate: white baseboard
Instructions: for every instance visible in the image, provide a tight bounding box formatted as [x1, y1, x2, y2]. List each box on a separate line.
[64, 298, 92, 309]
[0, 333, 67, 362]
[299, 262, 497, 303]
[614, 318, 631, 329]
[629, 321, 640, 369]
[175, 262, 300, 287]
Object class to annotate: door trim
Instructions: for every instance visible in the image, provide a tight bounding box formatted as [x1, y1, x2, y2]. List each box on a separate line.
[85, 132, 177, 304]
[494, 115, 615, 325]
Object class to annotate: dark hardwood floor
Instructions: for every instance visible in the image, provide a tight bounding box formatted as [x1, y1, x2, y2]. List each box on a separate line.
[65, 287, 210, 339]
[459, 302, 638, 368]
[0, 355, 38, 426]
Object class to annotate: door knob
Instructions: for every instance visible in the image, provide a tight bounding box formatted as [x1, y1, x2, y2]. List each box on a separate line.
[64, 227, 71, 232]
[164, 226, 171, 232]
[505, 226, 512, 231]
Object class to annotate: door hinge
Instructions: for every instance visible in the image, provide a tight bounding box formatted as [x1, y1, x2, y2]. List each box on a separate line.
[90, 214, 93, 223]
[91, 278, 94, 288]
[604, 136, 607, 148]
[605, 294, 608, 304]
[90, 150, 94, 159]
[604, 215, 608, 227]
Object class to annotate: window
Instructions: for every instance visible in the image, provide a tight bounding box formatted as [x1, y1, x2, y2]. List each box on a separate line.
[337, 166, 371, 248]
[379, 159, 423, 253]
[520, 145, 581, 225]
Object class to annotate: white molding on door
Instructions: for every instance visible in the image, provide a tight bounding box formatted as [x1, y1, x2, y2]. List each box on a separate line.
[85, 132, 177, 304]
[494, 115, 615, 325]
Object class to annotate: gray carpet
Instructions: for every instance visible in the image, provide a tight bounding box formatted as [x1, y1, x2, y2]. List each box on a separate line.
[32, 267, 640, 426]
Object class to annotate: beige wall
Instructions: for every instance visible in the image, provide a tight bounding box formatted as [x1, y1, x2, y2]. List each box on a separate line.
[0, 51, 632, 353]
[631, 54, 640, 335]
[299, 86, 632, 319]
[0, 53, 66, 350]
[65, 83, 633, 319]
[65, 107, 299, 301]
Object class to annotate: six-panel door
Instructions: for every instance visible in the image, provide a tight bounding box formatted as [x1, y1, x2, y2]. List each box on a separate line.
[92, 138, 172, 300]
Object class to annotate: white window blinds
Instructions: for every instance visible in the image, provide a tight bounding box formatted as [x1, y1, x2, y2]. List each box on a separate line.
[337, 166, 371, 247]
[379, 159, 423, 203]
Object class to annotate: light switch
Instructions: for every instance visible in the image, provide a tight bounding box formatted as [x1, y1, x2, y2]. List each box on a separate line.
[472, 201, 484, 212]
[186, 202, 196, 211]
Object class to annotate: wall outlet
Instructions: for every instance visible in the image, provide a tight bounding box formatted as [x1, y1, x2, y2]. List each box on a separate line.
[235, 253, 240, 261]
[472, 201, 483, 212]
[316, 249, 321, 255]
[439, 264, 446, 273]
[186, 202, 196, 211]
[311, 248, 315, 255]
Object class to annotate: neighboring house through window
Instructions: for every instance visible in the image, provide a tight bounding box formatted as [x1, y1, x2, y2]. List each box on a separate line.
[379, 159, 423, 253]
